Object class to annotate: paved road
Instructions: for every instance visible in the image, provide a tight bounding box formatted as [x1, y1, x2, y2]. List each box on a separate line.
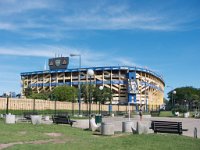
[73, 116, 200, 138]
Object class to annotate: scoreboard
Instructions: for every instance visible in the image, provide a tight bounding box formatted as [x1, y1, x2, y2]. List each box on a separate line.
[48, 57, 69, 70]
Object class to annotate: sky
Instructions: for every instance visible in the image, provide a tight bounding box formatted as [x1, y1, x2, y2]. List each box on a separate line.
[0, 0, 200, 98]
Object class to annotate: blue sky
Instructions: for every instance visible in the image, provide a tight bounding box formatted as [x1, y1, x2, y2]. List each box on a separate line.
[0, 0, 200, 98]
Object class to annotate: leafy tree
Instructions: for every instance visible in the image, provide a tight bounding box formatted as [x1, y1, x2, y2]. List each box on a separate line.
[81, 84, 89, 103]
[82, 84, 113, 104]
[167, 86, 200, 109]
[163, 98, 168, 105]
[24, 87, 32, 98]
[102, 87, 113, 104]
[51, 85, 77, 102]
[30, 92, 49, 100]
[93, 86, 102, 103]
[93, 86, 112, 104]
[81, 84, 95, 103]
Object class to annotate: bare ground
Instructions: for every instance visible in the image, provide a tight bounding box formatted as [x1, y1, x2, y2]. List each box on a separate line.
[0, 132, 70, 150]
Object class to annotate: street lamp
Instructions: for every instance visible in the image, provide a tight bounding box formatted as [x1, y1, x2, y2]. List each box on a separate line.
[172, 90, 176, 107]
[6, 92, 10, 114]
[99, 86, 104, 114]
[87, 69, 94, 130]
[70, 53, 81, 115]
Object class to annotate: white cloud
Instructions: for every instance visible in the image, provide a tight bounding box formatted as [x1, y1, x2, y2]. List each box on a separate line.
[0, 23, 16, 30]
[0, 0, 197, 36]
[0, 45, 139, 68]
[0, 0, 52, 15]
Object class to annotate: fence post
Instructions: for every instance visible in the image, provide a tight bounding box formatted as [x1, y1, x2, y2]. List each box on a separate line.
[54, 98, 57, 115]
[6, 96, 9, 114]
[33, 99, 35, 112]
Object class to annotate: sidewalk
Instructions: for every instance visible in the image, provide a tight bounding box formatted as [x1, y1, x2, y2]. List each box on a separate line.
[73, 116, 200, 138]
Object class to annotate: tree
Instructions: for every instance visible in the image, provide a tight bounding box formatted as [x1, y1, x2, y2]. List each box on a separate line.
[93, 87, 102, 104]
[93, 87, 112, 104]
[167, 86, 200, 109]
[81, 84, 96, 103]
[24, 87, 32, 98]
[82, 85, 113, 104]
[81, 84, 89, 103]
[30, 92, 50, 100]
[51, 85, 77, 102]
[163, 98, 169, 105]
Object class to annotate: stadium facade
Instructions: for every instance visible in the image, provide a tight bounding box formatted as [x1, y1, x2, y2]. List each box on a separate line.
[21, 57, 165, 107]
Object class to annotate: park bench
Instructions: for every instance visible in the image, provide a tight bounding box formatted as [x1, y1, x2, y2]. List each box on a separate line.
[116, 111, 125, 116]
[101, 111, 110, 117]
[150, 120, 188, 135]
[150, 111, 160, 117]
[23, 111, 38, 120]
[52, 114, 76, 126]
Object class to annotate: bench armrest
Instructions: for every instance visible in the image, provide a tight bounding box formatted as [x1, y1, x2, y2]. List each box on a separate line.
[182, 129, 188, 131]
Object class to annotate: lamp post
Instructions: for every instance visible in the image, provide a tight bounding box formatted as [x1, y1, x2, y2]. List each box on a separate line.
[6, 92, 10, 114]
[87, 69, 94, 130]
[172, 90, 176, 107]
[99, 86, 103, 114]
[70, 54, 81, 115]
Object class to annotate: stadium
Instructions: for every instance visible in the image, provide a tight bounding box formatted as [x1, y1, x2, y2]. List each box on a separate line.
[21, 57, 165, 109]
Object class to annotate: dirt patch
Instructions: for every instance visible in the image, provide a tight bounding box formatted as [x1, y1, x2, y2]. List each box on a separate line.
[29, 139, 55, 144]
[92, 132, 130, 138]
[0, 139, 67, 150]
[45, 133, 63, 137]
[51, 139, 66, 144]
[112, 133, 131, 138]
[0, 142, 22, 150]
[18, 131, 27, 135]
[0, 132, 72, 149]
[0, 131, 72, 150]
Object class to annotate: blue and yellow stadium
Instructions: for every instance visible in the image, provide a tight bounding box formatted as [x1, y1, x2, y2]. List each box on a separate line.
[21, 57, 165, 107]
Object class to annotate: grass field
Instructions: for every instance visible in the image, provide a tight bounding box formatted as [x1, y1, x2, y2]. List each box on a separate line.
[159, 111, 174, 117]
[0, 119, 200, 150]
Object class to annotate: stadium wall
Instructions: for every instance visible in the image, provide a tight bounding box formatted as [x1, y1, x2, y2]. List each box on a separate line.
[21, 66, 165, 107]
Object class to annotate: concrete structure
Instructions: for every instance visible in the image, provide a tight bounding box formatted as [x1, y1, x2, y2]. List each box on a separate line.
[101, 122, 114, 135]
[21, 58, 165, 108]
[122, 121, 133, 133]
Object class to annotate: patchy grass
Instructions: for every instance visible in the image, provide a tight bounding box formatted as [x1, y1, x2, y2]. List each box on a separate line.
[0, 120, 199, 150]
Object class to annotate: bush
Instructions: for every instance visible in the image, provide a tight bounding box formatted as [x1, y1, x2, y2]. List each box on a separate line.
[30, 93, 50, 100]
[172, 105, 188, 114]
[178, 106, 188, 113]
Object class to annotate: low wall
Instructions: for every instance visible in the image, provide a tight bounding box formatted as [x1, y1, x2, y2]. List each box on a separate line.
[0, 98, 135, 112]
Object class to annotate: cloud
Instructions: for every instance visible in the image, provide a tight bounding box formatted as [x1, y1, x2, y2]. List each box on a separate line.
[60, 13, 166, 30]
[0, 22, 16, 30]
[0, 45, 139, 68]
[0, 0, 52, 15]
[0, 0, 198, 38]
